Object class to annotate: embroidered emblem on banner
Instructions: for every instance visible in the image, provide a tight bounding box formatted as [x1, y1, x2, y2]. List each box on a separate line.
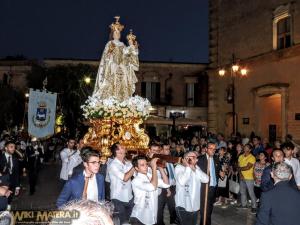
[32, 101, 51, 128]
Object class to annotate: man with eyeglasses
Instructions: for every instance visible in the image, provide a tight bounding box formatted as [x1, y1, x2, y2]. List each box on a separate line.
[56, 147, 105, 208]
[198, 142, 223, 225]
[175, 151, 209, 225]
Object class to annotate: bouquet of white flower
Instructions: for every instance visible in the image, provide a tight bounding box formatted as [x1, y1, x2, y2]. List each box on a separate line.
[81, 96, 151, 120]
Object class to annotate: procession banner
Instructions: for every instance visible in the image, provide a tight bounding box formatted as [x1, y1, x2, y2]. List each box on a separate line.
[28, 88, 57, 138]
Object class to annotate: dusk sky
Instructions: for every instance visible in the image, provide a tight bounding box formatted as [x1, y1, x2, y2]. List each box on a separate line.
[0, 0, 209, 63]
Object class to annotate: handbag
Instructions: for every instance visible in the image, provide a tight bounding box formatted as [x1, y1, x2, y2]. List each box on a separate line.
[229, 175, 240, 194]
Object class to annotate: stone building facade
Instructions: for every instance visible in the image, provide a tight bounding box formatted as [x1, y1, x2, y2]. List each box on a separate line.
[0, 60, 32, 90]
[44, 59, 208, 137]
[208, 0, 300, 141]
[0, 59, 208, 137]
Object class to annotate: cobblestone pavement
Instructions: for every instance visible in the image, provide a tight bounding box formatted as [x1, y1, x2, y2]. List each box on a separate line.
[12, 163, 256, 225]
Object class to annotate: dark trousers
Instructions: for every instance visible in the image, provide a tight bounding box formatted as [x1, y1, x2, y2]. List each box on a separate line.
[200, 186, 216, 225]
[157, 187, 177, 225]
[130, 217, 145, 225]
[105, 181, 110, 201]
[28, 170, 37, 195]
[175, 207, 198, 225]
[7, 185, 16, 204]
[0, 196, 8, 211]
[254, 186, 262, 200]
[112, 198, 134, 225]
[59, 179, 67, 190]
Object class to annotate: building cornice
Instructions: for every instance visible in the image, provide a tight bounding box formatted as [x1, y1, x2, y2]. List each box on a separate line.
[207, 44, 300, 72]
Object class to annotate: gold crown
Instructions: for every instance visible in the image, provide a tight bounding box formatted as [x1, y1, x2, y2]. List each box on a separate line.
[110, 16, 124, 32]
[38, 101, 47, 108]
[127, 29, 136, 41]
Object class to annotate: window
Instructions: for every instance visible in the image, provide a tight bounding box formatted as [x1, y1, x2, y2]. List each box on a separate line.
[185, 75, 208, 107]
[141, 82, 160, 104]
[273, 4, 292, 50]
[186, 83, 201, 107]
[277, 17, 291, 49]
[186, 83, 195, 107]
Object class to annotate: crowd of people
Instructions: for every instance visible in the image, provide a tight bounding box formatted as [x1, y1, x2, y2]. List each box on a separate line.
[55, 132, 300, 225]
[0, 130, 71, 211]
[1, 130, 300, 225]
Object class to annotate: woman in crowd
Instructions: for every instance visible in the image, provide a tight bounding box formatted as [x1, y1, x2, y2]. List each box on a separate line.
[215, 147, 231, 207]
[253, 151, 270, 201]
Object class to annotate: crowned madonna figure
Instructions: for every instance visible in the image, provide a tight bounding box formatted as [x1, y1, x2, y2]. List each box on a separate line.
[83, 17, 150, 157]
[93, 16, 139, 102]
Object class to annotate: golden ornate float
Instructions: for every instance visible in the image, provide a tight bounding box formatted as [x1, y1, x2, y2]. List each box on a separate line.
[83, 117, 149, 158]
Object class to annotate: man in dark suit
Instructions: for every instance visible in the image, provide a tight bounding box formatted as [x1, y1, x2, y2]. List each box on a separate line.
[56, 148, 105, 208]
[198, 142, 223, 225]
[256, 162, 300, 225]
[261, 149, 297, 192]
[26, 138, 42, 195]
[0, 141, 20, 206]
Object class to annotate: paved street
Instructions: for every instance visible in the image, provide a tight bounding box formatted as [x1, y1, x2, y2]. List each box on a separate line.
[12, 163, 256, 225]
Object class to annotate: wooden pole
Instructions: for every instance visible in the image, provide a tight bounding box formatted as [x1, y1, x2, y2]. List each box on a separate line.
[203, 156, 211, 225]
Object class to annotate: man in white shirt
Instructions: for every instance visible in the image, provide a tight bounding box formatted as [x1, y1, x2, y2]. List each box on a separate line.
[130, 155, 170, 225]
[59, 138, 77, 186]
[108, 143, 135, 224]
[283, 142, 300, 190]
[70, 139, 85, 177]
[175, 151, 209, 225]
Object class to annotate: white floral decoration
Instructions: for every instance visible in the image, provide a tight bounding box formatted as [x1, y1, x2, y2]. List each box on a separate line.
[81, 95, 151, 119]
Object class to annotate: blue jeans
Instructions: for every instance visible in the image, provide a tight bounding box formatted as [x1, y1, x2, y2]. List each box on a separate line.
[240, 179, 257, 208]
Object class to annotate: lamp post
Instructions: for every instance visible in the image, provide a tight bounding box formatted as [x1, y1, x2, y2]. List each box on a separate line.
[22, 92, 30, 130]
[218, 54, 248, 136]
[170, 111, 185, 137]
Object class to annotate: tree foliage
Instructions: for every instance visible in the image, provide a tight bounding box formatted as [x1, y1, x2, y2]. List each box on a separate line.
[26, 63, 97, 136]
[0, 85, 25, 131]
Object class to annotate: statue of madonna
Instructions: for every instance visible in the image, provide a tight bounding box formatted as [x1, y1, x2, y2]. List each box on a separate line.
[93, 16, 139, 102]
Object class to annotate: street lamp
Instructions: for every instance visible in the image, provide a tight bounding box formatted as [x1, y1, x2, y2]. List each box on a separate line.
[84, 76, 91, 84]
[218, 54, 248, 136]
[218, 69, 226, 77]
[25, 93, 29, 98]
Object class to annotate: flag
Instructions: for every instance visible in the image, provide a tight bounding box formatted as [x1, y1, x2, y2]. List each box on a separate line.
[28, 88, 57, 138]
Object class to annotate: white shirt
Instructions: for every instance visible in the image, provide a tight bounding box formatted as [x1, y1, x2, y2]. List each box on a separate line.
[284, 157, 300, 186]
[105, 158, 113, 182]
[131, 170, 170, 225]
[83, 171, 98, 202]
[67, 150, 82, 176]
[4, 152, 13, 173]
[60, 148, 78, 180]
[175, 164, 209, 212]
[108, 158, 133, 202]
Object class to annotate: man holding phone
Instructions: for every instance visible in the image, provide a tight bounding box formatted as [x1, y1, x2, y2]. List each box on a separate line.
[175, 151, 209, 225]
